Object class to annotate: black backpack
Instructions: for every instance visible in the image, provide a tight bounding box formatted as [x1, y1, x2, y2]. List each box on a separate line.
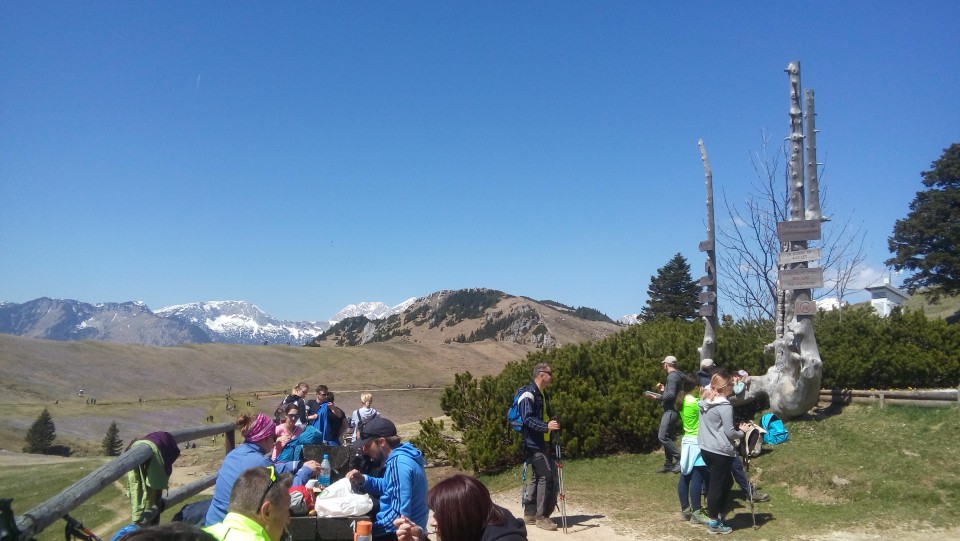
[273, 394, 298, 423]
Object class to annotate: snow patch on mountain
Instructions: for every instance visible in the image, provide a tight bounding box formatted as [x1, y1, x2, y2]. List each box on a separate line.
[156, 300, 328, 345]
[329, 298, 417, 323]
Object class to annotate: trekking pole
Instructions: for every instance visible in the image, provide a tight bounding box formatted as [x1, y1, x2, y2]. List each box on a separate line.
[741, 455, 758, 530]
[520, 460, 528, 506]
[64, 515, 103, 541]
[554, 431, 568, 534]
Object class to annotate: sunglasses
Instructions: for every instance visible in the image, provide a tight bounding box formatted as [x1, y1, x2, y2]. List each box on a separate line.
[257, 466, 277, 511]
[286, 413, 298, 418]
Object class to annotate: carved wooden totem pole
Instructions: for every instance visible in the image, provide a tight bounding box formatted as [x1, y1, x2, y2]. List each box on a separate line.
[738, 61, 824, 419]
[697, 139, 718, 362]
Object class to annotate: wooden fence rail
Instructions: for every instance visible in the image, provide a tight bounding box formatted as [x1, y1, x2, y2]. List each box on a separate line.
[14, 422, 237, 541]
[819, 388, 959, 408]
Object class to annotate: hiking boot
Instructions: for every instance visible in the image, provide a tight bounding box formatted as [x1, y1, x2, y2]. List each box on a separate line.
[679, 507, 692, 521]
[741, 487, 770, 502]
[535, 516, 558, 531]
[656, 463, 675, 473]
[523, 515, 536, 525]
[690, 509, 711, 526]
[706, 519, 733, 535]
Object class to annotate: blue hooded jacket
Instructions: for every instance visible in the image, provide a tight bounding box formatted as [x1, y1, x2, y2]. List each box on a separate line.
[360, 442, 428, 536]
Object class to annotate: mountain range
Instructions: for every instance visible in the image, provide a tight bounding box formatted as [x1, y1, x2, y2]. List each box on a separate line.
[0, 297, 413, 346]
[0, 292, 622, 347]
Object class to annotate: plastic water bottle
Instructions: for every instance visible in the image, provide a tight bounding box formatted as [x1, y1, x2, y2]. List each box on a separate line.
[319, 453, 331, 489]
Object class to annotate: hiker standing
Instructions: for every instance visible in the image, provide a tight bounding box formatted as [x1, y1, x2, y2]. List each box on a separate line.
[281, 383, 310, 426]
[697, 372, 747, 535]
[648, 355, 683, 473]
[516, 363, 561, 531]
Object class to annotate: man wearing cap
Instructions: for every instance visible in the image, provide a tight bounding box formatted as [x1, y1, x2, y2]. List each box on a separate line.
[648, 355, 683, 473]
[346, 417, 428, 540]
[698, 358, 715, 388]
[516, 362, 561, 531]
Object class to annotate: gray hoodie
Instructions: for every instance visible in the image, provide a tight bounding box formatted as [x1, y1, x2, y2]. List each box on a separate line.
[697, 396, 743, 457]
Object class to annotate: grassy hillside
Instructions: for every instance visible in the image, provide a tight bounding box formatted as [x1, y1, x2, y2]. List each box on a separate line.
[0, 334, 535, 454]
[902, 291, 960, 321]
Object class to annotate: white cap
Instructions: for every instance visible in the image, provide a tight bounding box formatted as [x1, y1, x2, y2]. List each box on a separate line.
[700, 358, 714, 369]
[662, 356, 677, 366]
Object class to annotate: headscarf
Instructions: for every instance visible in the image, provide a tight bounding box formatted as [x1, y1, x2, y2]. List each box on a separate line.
[242, 413, 276, 444]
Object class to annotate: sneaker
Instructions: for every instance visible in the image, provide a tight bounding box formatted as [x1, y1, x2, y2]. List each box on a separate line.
[535, 516, 558, 531]
[690, 510, 711, 525]
[656, 463, 675, 473]
[679, 507, 692, 521]
[523, 515, 536, 525]
[671, 463, 682, 473]
[706, 520, 732, 535]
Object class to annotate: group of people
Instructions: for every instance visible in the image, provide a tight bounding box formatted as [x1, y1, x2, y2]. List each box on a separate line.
[649, 355, 769, 535]
[187, 383, 529, 541]
[124, 358, 777, 541]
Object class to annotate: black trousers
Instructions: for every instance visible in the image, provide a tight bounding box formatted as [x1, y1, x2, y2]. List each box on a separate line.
[700, 449, 734, 520]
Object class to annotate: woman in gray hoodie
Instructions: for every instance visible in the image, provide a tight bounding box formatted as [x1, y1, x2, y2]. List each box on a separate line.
[697, 372, 748, 535]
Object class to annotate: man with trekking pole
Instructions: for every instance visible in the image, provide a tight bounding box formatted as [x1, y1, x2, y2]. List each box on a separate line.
[516, 362, 561, 532]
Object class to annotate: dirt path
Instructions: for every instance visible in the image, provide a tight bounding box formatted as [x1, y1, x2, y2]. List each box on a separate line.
[490, 490, 644, 541]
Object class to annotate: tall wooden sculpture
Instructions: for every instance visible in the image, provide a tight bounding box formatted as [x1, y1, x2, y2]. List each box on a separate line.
[737, 61, 824, 418]
[697, 139, 718, 362]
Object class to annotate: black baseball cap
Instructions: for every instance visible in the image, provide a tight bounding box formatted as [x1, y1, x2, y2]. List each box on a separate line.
[352, 416, 397, 448]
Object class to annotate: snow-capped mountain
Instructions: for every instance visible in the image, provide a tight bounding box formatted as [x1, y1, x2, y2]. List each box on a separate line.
[156, 300, 329, 346]
[0, 298, 209, 345]
[618, 313, 641, 325]
[0, 297, 424, 346]
[329, 298, 417, 323]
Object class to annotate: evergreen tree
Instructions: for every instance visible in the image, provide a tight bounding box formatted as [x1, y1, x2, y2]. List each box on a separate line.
[887, 143, 960, 301]
[23, 408, 56, 454]
[640, 253, 700, 321]
[101, 421, 123, 456]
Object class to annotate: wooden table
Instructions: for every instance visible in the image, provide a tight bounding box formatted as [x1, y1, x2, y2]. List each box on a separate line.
[287, 515, 369, 541]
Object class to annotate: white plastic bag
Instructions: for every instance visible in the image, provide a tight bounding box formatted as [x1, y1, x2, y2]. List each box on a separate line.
[314, 478, 373, 517]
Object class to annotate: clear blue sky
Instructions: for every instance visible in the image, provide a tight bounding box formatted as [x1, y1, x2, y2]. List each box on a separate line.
[2, 2, 958, 322]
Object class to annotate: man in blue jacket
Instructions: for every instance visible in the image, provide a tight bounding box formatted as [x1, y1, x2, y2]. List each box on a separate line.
[517, 362, 561, 532]
[346, 417, 428, 540]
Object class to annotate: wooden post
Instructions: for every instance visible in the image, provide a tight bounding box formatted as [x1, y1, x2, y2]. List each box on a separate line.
[698, 139, 719, 362]
[15, 423, 235, 541]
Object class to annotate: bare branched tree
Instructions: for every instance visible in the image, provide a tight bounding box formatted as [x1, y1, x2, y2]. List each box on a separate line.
[717, 131, 867, 320]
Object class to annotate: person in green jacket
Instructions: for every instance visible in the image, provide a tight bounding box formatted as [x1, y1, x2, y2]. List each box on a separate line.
[205, 466, 292, 541]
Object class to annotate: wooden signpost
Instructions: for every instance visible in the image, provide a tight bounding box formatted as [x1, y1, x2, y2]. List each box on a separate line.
[779, 267, 824, 289]
[777, 219, 822, 241]
[778, 247, 821, 265]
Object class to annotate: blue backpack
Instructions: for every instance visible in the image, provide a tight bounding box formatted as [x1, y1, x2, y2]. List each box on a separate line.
[760, 412, 789, 445]
[507, 388, 526, 431]
[276, 425, 324, 462]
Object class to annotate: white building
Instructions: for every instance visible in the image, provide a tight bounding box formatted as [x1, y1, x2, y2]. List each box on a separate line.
[864, 278, 910, 317]
[816, 297, 848, 312]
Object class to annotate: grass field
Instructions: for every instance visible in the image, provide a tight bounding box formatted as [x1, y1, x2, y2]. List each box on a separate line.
[4, 402, 958, 540]
[481, 402, 960, 539]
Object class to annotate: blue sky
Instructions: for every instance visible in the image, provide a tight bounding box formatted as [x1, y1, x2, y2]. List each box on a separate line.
[2, 2, 958, 322]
